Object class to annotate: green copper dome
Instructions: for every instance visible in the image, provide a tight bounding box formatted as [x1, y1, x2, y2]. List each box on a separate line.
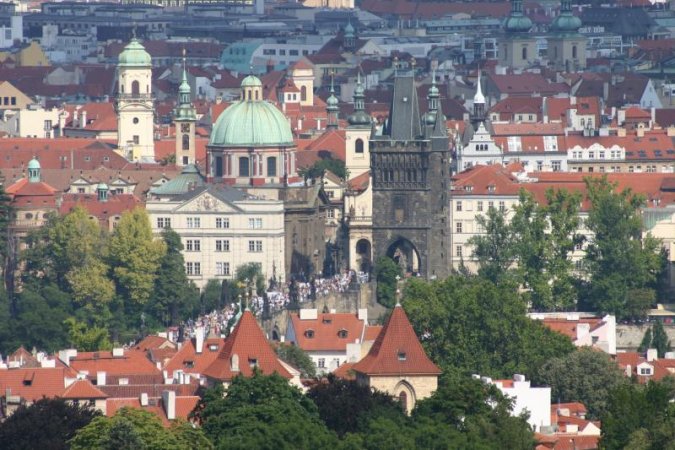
[504, 0, 532, 33]
[27, 158, 40, 170]
[550, 0, 582, 34]
[97, 182, 109, 191]
[118, 38, 151, 67]
[344, 21, 355, 38]
[241, 75, 263, 87]
[151, 164, 205, 196]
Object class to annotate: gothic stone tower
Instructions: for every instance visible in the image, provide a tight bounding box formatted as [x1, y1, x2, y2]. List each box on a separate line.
[370, 73, 451, 279]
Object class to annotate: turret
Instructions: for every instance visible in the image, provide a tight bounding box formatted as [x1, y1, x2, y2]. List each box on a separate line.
[27, 157, 40, 183]
[326, 73, 339, 130]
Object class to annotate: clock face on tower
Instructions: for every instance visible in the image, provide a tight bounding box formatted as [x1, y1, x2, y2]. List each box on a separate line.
[181, 123, 191, 132]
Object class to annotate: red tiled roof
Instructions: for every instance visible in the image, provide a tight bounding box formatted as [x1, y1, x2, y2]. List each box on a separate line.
[489, 73, 569, 97]
[348, 171, 370, 192]
[0, 368, 68, 401]
[63, 103, 117, 131]
[70, 349, 162, 378]
[352, 305, 441, 376]
[541, 318, 603, 340]
[59, 194, 141, 223]
[164, 337, 224, 377]
[61, 379, 107, 399]
[291, 57, 314, 71]
[491, 122, 565, 136]
[289, 313, 366, 352]
[624, 106, 651, 120]
[333, 362, 357, 380]
[202, 311, 292, 381]
[135, 335, 176, 352]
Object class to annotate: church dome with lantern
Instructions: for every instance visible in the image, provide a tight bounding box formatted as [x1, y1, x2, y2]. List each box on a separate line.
[118, 38, 152, 67]
[209, 76, 294, 149]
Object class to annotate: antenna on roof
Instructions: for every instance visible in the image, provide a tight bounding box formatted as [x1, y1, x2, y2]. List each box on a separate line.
[132, 22, 137, 40]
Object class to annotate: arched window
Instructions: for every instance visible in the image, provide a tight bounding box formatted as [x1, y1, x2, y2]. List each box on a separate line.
[267, 157, 277, 177]
[399, 391, 407, 412]
[214, 156, 223, 177]
[572, 45, 578, 59]
[301, 85, 307, 102]
[182, 134, 189, 150]
[355, 138, 364, 154]
[131, 80, 140, 96]
[522, 47, 527, 61]
[475, 144, 479, 151]
[239, 157, 250, 177]
[255, 90, 259, 100]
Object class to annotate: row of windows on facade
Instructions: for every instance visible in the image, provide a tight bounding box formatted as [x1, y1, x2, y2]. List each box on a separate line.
[1, 96, 17, 106]
[184, 239, 261, 253]
[570, 165, 667, 173]
[186, 261, 231, 276]
[212, 156, 282, 178]
[455, 200, 505, 213]
[156, 217, 263, 229]
[570, 150, 621, 160]
[261, 48, 315, 57]
[455, 245, 585, 261]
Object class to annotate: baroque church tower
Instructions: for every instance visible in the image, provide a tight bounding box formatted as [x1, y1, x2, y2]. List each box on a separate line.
[345, 73, 371, 179]
[547, 0, 587, 71]
[116, 37, 155, 162]
[173, 53, 197, 166]
[499, 0, 536, 69]
[370, 71, 451, 279]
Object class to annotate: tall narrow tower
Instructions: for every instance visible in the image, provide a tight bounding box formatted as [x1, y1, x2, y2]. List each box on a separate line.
[174, 52, 197, 166]
[326, 74, 339, 131]
[116, 37, 155, 162]
[547, 0, 586, 71]
[370, 71, 451, 279]
[499, 0, 536, 69]
[345, 73, 371, 179]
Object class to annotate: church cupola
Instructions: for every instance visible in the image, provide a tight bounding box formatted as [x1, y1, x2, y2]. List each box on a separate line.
[326, 73, 339, 130]
[344, 20, 356, 50]
[424, 72, 440, 126]
[550, 0, 582, 35]
[173, 50, 197, 166]
[240, 74, 263, 102]
[504, 0, 533, 34]
[347, 73, 371, 127]
[27, 157, 40, 183]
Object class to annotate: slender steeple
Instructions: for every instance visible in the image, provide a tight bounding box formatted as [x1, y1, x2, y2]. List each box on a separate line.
[472, 70, 486, 124]
[174, 49, 197, 166]
[326, 72, 339, 130]
[424, 70, 440, 126]
[347, 72, 370, 127]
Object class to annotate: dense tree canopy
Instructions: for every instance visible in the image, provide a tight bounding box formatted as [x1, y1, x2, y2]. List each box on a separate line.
[535, 347, 627, 419]
[0, 398, 101, 450]
[402, 275, 575, 378]
[374, 256, 402, 307]
[275, 343, 317, 378]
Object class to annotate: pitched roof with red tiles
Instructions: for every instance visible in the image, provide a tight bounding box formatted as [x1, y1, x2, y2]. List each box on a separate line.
[488, 73, 570, 97]
[61, 379, 108, 399]
[490, 97, 543, 119]
[623, 106, 651, 120]
[6, 178, 58, 208]
[333, 362, 357, 380]
[135, 335, 176, 352]
[69, 349, 162, 379]
[289, 312, 366, 352]
[0, 367, 69, 401]
[451, 164, 522, 196]
[352, 305, 441, 376]
[491, 122, 565, 136]
[202, 311, 292, 381]
[347, 171, 370, 192]
[164, 337, 224, 377]
[0, 139, 125, 171]
[63, 103, 117, 131]
[540, 318, 604, 340]
[59, 193, 142, 222]
[7, 347, 38, 367]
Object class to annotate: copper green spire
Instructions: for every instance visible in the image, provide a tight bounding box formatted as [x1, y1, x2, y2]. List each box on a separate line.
[326, 72, 339, 129]
[504, 0, 533, 33]
[174, 49, 196, 122]
[347, 72, 370, 127]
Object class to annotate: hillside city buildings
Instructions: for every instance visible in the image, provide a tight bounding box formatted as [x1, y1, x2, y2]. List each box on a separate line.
[1, 0, 675, 447]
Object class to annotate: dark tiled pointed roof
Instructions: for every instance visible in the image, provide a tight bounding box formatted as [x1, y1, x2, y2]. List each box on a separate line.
[352, 305, 441, 376]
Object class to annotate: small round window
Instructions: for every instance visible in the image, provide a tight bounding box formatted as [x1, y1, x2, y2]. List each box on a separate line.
[133, 117, 139, 124]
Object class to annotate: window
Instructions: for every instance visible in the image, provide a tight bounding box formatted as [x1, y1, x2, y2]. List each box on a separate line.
[186, 217, 200, 229]
[327, 209, 335, 219]
[133, 117, 139, 124]
[215, 217, 229, 229]
[186, 239, 201, 252]
[77, 188, 85, 194]
[157, 217, 171, 229]
[239, 157, 250, 177]
[552, 161, 562, 172]
[337, 329, 348, 338]
[279, 49, 286, 55]
[248, 240, 263, 252]
[131, 80, 140, 95]
[522, 47, 527, 60]
[267, 157, 277, 177]
[132, 135, 139, 144]
[589, 151, 595, 159]
[355, 138, 364, 154]
[248, 218, 263, 229]
[304, 330, 314, 338]
[186, 262, 201, 275]
[572, 45, 577, 59]
[182, 134, 189, 150]
[477, 201, 483, 212]
[488, 201, 494, 210]
[398, 351, 407, 361]
[456, 245, 463, 257]
[456, 201, 462, 212]
[499, 201, 505, 212]
[290, 49, 299, 56]
[215, 240, 230, 252]
[455, 222, 463, 233]
[640, 367, 652, 375]
[216, 262, 230, 276]
[318, 358, 325, 368]
[599, 151, 605, 159]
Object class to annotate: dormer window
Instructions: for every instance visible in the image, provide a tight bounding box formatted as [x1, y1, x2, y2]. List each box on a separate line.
[337, 329, 348, 339]
[209, 344, 218, 352]
[248, 357, 258, 368]
[184, 360, 195, 368]
[640, 367, 652, 376]
[304, 329, 315, 339]
[487, 185, 496, 193]
[397, 351, 407, 361]
[322, 318, 332, 324]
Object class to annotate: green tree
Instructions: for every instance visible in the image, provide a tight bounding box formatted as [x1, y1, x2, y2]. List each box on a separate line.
[402, 275, 574, 378]
[275, 343, 317, 378]
[299, 157, 348, 181]
[638, 326, 653, 353]
[69, 407, 211, 450]
[12, 283, 71, 352]
[651, 320, 672, 358]
[234, 262, 266, 296]
[535, 347, 627, 419]
[582, 177, 663, 319]
[200, 279, 225, 313]
[0, 397, 101, 450]
[0, 183, 12, 287]
[149, 229, 198, 326]
[601, 378, 675, 450]
[107, 208, 166, 305]
[199, 372, 337, 449]
[307, 375, 403, 437]
[66, 260, 115, 318]
[64, 317, 112, 351]
[468, 206, 515, 283]
[375, 256, 402, 307]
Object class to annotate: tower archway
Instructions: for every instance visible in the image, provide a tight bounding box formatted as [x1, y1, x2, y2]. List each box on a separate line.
[386, 238, 421, 275]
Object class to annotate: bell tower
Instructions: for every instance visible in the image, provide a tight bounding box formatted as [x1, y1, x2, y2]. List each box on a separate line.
[548, 0, 587, 71]
[345, 73, 371, 179]
[116, 36, 155, 162]
[174, 51, 197, 166]
[499, 0, 536, 69]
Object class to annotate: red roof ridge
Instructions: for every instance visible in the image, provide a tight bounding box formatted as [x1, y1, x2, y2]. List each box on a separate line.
[352, 305, 440, 376]
[61, 379, 108, 399]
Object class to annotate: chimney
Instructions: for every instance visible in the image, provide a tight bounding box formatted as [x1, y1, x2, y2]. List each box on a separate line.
[357, 308, 368, 322]
[651, 107, 656, 128]
[140, 392, 148, 407]
[647, 348, 658, 362]
[80, 110, 87, 128]
[195, 326, 204, 354]
[602, 82, 609, 101]
[162, 390, 176, 420]
[72, 109, 78, 127]
[97, 371, 106, 386]
[112, 348, 124, 357]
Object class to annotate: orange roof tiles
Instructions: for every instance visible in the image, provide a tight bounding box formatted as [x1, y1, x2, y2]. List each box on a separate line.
[70, 349, 162, 379]
[347, 171, 370, 192]
[352, 305, 441, 376]
[0, 367, 69, 401]
[202, 311, 292, 381]
[289, 312, 366, 352]
[333, 362, 357, 381]
[165, 337, 224, 377]
[541, 318, 603, 340]
[135, 335, 176, 352]
[61, 379, 107, 399]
